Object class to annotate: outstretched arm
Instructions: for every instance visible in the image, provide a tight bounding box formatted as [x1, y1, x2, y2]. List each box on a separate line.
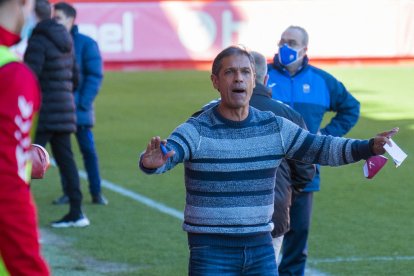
[139, 119, 201, 174]
[282, 114, 399, 166]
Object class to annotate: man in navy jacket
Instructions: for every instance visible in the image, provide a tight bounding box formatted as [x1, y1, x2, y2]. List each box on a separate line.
[267, 26, 360, 275]
[53, 1, 107, 205]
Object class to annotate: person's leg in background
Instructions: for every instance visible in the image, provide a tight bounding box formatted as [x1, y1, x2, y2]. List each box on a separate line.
[278, 191, 313, 276]
[49, 132, 89, 227]
[53, 126, 107, 205]
[76, 126, 107, 205]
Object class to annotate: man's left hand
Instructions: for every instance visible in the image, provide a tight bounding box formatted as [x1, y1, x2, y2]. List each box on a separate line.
[372, 127, 399, 155]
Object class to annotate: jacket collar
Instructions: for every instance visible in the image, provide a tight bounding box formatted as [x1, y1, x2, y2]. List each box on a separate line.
[272, 53, 309, 76]
[70, 25, 79, 36]
[253, 82, 272, 98]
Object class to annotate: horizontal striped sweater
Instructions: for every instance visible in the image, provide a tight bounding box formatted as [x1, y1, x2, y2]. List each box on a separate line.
[140, 106, 373, 246]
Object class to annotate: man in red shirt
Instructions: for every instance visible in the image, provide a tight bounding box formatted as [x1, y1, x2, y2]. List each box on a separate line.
[0, 0, 50, 274]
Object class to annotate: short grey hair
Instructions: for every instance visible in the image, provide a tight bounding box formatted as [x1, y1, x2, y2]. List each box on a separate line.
[211, 45, 255, 76]
[251, 51, 267, 83]
[286, 25, 309, 46]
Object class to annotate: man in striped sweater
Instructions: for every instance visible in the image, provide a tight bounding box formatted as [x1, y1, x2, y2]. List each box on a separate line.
[139, 46, 398, 275]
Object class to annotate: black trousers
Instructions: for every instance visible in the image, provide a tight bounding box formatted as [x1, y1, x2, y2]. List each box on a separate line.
[35, 131, 82, 216]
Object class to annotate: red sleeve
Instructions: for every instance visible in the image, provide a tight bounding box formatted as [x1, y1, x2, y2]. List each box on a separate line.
[0, 62, 50, 276]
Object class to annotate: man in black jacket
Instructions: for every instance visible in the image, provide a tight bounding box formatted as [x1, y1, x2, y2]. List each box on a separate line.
[193, 51, 315, 261]
[24, 0, 88, 228]
[250, 51, 315, 261]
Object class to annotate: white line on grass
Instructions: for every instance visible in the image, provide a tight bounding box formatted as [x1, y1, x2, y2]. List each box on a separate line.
[82, 171, 184, 220]
[50, 159, 183, 220]
[309, 255, 414, 264]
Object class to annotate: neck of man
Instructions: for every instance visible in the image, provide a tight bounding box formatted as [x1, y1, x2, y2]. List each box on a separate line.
[217, 104, 249, 122]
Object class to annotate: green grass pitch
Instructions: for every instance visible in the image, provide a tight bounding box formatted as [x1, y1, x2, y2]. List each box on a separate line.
[28, 65, 414, 275]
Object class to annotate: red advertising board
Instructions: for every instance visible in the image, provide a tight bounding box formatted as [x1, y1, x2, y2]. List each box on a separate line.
[44, 0, 414, 69]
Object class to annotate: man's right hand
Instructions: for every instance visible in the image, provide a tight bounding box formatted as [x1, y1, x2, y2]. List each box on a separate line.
[141, 136, 175, 169]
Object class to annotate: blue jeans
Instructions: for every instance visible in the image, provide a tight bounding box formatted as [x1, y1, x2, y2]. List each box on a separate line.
[189, 244, 278, 276]
[62, 126, 101, 196]
[278, 191, 314, 276]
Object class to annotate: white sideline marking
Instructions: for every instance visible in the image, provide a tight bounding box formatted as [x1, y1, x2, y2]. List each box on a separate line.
[309, 255, 414, 264]
[50, 159, 184, 220]
[100, 176, 184, 221]
[85, 171, 184, 220]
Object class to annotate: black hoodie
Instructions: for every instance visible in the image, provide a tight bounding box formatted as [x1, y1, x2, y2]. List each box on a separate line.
[24, 18, 79, 133]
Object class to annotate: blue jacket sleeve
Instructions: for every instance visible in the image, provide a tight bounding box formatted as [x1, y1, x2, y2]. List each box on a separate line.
[78, 39, 103, 110]
[320, 75, 360, 137]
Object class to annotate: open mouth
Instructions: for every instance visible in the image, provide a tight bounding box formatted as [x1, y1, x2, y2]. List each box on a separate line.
[232, 88, 246, 93]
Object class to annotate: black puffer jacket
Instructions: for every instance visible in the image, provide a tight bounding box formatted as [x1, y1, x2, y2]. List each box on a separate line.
[24, 19, 78, 133]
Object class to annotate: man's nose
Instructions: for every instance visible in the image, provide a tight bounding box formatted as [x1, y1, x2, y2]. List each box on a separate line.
[234, 71, 243, 82]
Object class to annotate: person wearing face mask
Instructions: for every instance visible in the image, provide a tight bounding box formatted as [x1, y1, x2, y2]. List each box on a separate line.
[0, 0, 50, 274]
[267, 26, 360, 276]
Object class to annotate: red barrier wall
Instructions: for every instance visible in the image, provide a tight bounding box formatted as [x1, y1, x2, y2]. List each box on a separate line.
[47, 0, 414, 70]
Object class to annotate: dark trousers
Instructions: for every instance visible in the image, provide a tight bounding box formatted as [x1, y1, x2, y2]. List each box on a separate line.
[278, 191, 314, 276]
[61, 126, 101, 197]
[35, 131, 82, 216]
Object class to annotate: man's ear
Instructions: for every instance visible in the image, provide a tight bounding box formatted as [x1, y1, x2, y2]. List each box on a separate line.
[211, 74, 218, 90]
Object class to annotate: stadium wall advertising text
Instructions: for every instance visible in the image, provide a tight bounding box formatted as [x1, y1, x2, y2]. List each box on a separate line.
[43, 0, 414, 69]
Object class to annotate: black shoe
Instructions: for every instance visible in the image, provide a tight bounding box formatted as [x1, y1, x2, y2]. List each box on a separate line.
[92, 194, 108, 205]
[52, 195, 69, 205]
[51, 213, 90, 228]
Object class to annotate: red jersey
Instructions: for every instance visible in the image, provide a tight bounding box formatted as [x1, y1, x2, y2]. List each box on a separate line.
[0, 26, 50, 276]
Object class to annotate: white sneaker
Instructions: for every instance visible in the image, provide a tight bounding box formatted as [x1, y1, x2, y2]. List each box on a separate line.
[51, 214, 90, 228]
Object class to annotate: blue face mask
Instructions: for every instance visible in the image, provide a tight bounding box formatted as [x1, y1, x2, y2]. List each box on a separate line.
[278, 44, 303, 66]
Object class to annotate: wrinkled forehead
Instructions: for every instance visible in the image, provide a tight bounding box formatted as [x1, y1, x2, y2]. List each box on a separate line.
[220, 54, 254, 72]
[280, 28, 305, 46]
